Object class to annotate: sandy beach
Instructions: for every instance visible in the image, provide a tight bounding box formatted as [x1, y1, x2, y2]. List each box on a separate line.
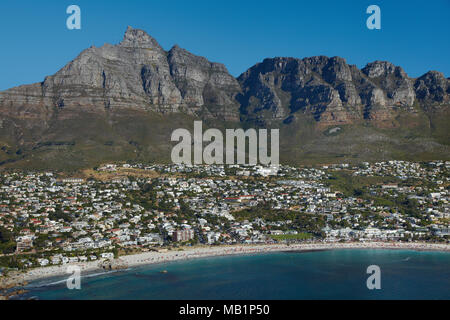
[15, 241, 449, 285]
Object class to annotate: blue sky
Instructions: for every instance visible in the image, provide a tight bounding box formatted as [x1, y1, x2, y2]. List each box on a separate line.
[0, 0, 449, 90]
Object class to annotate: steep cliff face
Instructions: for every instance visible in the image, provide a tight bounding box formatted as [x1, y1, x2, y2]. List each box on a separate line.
[236, 57, 437, 126]
[0, 27, 448, 168]
[167, 45, 241, 121]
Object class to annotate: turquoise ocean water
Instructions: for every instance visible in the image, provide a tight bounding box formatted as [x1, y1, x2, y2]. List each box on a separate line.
[18, 249, 450, 300]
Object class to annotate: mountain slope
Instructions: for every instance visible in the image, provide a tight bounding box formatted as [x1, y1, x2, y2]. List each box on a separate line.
[0, 27, 448, 169]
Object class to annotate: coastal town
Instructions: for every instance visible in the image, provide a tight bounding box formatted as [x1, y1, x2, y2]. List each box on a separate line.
[0, 160, 449, 277]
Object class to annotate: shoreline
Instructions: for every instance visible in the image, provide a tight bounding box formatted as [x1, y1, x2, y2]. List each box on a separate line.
[10, 241, 449, 286]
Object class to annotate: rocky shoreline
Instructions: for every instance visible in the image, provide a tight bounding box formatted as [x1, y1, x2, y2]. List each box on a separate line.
[0, 272, 29, 300]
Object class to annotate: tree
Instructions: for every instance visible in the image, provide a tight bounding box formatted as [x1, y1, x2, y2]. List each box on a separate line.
[0, 227, 13, 243]
[0, 227, 15, 254]
[112, 247, 119, 259]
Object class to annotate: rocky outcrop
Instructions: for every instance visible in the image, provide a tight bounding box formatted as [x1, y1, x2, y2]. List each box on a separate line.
[0, 272, 27, 300]
[414, 71, 449, 105]
[99, 258, 128, 270]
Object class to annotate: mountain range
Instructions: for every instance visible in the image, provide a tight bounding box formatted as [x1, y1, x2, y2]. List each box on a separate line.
[0, 26, 449, 170]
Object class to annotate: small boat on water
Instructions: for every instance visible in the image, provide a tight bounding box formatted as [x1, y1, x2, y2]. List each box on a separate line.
[160, 270, 168, 274]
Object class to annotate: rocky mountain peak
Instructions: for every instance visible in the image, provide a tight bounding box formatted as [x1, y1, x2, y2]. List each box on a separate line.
[168, 44, 231, 75]
[119, 26, 162, 50]
[417, 71, 447, 86]
[322, 56, 353, 83]
[362, 61, 397, 78]
[414, 71, 449, 103]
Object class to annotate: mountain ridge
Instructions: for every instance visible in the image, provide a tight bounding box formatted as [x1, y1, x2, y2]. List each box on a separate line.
[0, 26, 448, 169]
